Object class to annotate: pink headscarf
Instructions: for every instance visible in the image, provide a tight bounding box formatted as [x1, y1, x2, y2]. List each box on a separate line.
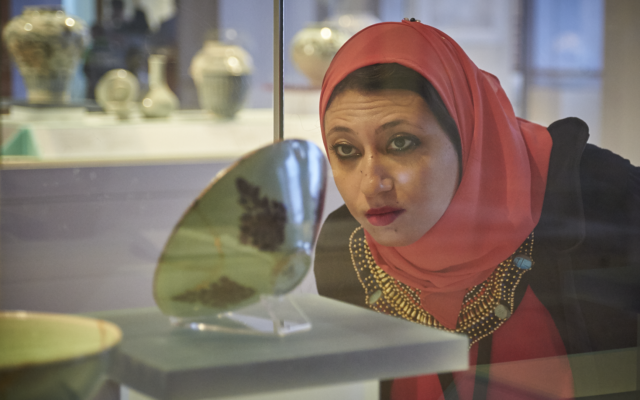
[320, 21, 552, 329]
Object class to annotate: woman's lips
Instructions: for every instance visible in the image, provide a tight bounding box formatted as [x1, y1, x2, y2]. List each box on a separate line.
[365, 206, 405, 226]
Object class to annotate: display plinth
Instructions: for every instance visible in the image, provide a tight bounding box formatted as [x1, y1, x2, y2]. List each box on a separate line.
[169, 294, 311, 336]
[90, 294, 468, 400]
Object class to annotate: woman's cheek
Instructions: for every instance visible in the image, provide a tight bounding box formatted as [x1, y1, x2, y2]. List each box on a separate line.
[394, 168, 420, 194]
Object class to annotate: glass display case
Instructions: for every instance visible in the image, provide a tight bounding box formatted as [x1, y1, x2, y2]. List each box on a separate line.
[2, 1, 639, 400]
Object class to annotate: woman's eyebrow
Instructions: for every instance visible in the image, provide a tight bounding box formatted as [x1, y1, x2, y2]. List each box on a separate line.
[326, 125, 354, 138]
[375, 119, 412, 134]
[326, 119, 417, 139]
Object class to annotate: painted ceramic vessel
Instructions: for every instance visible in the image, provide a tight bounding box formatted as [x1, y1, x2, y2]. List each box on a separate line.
[0, 311, 121, 400]
[2, 7, 88, 104]
[290, 23, 349, 87]
[190, 41, 253, 119]
[154, 140, 327, 318]
[95, 69, 140, 119]
[141, 54, 179, 118]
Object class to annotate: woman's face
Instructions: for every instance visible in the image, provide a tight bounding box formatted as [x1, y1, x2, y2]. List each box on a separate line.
[324, 89, 460, 247]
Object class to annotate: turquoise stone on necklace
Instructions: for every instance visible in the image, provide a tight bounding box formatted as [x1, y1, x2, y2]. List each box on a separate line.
[513, 254, 533, 270]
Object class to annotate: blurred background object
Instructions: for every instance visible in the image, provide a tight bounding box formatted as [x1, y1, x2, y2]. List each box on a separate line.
[140, 54, 178, 118]
[189, 32, 252, 119]
[94, 68, 139, 119]
[290, 22, 349, 88]
[2, 7, 89, 105]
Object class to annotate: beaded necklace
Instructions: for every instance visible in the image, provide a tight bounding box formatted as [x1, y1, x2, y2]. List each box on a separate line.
[348, 227, 534, 347]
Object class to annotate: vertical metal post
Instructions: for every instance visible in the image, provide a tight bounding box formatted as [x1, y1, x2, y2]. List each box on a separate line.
[273, 0, 284, 142]
[519, 0, 532, 120]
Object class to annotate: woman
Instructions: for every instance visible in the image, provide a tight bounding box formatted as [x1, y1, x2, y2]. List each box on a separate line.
[314, 20, 640, 400]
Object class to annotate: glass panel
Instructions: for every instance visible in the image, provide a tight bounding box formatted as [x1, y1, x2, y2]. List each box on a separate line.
[2, 1, 638, 400]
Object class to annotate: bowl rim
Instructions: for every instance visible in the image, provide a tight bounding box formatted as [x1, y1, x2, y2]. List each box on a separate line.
[0, 310, 123, 370]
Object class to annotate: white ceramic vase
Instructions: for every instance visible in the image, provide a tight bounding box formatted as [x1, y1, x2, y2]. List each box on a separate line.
[190, 41, 253, 119]
[2, 7, 88, 104]
[290, 23, 349, 88]
[329, 13, 381, 36]
[141, 55, 179, 118]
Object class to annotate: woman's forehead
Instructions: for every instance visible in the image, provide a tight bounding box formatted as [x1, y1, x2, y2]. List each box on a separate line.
[326, 89, 426, 114]
[324, 90, 433, 138]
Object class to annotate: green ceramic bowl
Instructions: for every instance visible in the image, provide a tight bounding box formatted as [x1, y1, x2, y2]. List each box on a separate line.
[0, 311, 122, 400]
[154, 139, 327, 318]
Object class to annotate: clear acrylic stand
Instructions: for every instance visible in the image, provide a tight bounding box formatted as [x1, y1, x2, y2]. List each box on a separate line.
[169, 294, 311, 337]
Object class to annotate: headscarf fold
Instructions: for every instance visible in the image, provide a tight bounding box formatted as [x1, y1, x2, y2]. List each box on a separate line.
[320, 21, 552, 329]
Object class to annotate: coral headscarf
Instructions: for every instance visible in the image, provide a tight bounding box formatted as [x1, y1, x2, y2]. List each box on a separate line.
[320, 21, 553, 330]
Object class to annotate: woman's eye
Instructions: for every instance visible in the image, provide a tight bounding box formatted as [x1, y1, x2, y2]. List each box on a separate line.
[333, 144, 359, 158]
[388, 136, 418, 152]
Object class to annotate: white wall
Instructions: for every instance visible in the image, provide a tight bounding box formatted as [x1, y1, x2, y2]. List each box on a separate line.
[0, 160, 342, 312]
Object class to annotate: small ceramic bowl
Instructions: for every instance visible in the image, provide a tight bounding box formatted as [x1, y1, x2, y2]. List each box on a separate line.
[0, 311, 122, 400]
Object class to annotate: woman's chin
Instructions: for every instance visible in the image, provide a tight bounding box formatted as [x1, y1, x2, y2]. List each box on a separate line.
[364, 225, 421, 248]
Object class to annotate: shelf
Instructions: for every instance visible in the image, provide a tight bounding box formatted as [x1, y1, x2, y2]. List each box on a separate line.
[90, 295, 469, 400]
[0, 108, 323, 168]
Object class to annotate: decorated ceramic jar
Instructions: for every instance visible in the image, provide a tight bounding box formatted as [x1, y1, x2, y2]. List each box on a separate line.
[190, 40, 253, 119]
[2, 7, 88, 104]
[290, 23, 349, 88]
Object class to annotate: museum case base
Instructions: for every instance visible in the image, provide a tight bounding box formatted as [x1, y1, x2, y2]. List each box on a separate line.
[168, 294, 311, 336]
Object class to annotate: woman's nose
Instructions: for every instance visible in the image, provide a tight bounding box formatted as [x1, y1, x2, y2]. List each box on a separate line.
[360, 155, 393, 197]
